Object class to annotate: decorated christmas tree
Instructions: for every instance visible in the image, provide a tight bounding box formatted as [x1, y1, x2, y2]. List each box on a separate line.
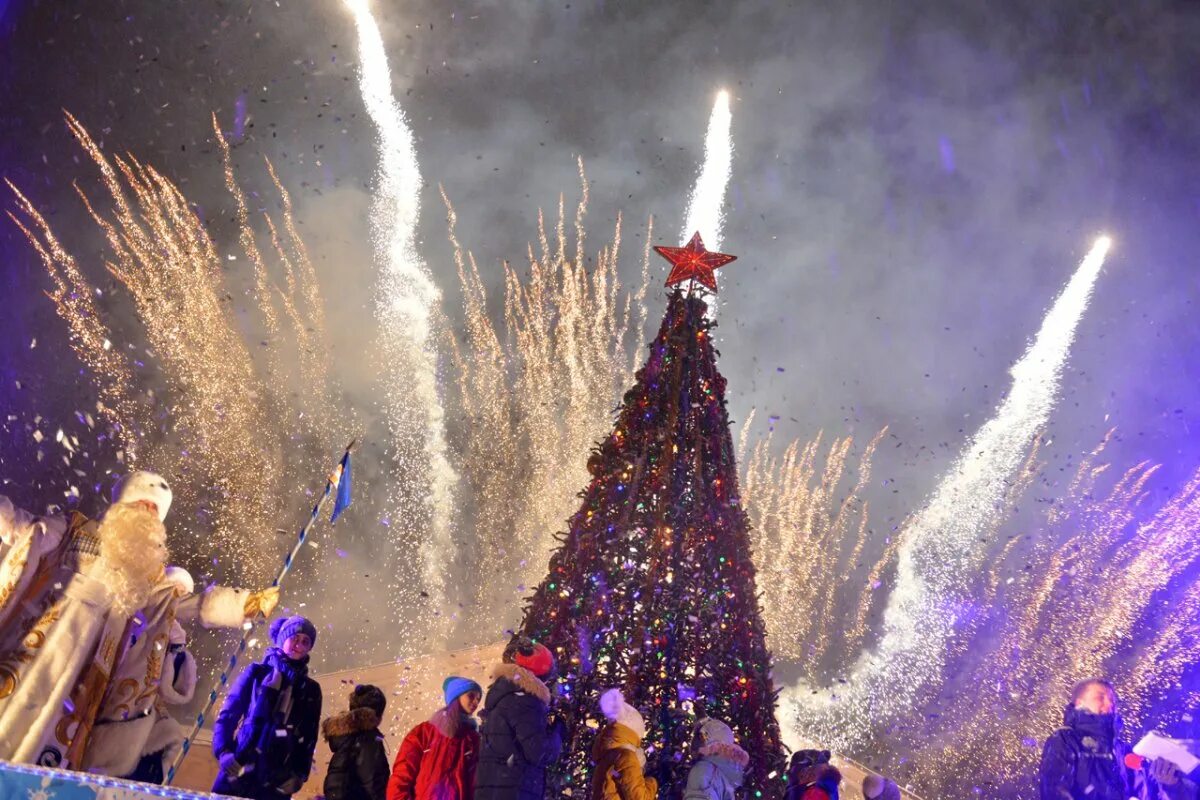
[519, 234, 786, 799]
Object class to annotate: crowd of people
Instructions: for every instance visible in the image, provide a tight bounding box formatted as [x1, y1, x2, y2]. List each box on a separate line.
[0, 473, 1197, 800]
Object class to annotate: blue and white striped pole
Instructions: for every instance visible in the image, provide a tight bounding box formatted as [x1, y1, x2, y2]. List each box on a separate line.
[165, 440, 355, 786]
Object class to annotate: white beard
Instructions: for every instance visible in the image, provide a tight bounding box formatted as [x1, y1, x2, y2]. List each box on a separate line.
[96, 503, 168, 616]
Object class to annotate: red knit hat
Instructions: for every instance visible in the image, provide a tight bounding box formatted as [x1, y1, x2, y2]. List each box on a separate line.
[514, 641, 555, 678]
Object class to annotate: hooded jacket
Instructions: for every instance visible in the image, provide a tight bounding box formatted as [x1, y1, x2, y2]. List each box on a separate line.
[1039, 705, 1134, 800]
[475, 664, 559, 800]
[589, 723, 658, 800]
[388, 706, 480, 800]
[683, 741, 749, 800]
[211, 648, 323, 796]
[785, 763, 842, 800]
[324, 706, 390, 800]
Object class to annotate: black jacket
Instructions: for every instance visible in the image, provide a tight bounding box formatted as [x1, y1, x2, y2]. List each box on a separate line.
[211, 648, 323, 795]
[1039, 705, 1134, 800]
[323, 707, 390, 800]
[475, 664, 560, 800]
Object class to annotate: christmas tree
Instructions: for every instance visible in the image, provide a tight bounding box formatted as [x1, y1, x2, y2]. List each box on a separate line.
[519, 234, 786, 799]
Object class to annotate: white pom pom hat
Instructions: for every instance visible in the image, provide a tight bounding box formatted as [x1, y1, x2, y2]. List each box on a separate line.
[600, 688, 646, 740]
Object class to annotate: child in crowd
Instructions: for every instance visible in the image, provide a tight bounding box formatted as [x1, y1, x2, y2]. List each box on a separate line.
[212, 615, 323, 799]
[785, 749, 842, 800]
[682, 718, 748, 800]
[588, 688, 658, 800]
[323, 684, 390, 800]
[388, 676, 482, 800]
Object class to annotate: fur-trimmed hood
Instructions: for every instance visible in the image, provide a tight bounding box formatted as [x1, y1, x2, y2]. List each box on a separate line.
[699, 740, 750, 768]
[489, 662, 551, 705]
[322, 706, 381, 741]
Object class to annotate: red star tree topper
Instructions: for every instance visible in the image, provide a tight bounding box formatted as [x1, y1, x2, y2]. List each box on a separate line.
[654, 231, 737, 292]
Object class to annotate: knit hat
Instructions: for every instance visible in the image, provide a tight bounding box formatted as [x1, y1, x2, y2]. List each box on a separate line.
[112, 471, 173, 521]
[443, 676, 483, 707]
[350, 684, 387, 718]
[506, 637, 556, 678]
[270, 615, 316, 648]
[600, 688, 646, 741]
[697, 717, 735, 747]
[862, 776, 901, 800]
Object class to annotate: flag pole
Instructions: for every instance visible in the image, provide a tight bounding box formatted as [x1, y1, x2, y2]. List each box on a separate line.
[165, 439, 357, 786]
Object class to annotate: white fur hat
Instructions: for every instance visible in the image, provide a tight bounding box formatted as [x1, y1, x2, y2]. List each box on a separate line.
[697, 717, 735, 746]
[112, 471, 173, 521]
[600, 688, 646, 741]
[163, 566, 195, 596]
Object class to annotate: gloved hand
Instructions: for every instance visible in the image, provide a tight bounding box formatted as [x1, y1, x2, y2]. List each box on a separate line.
[243, 586, 281, 619]
[219, 751, 244, 779]
[1150, 758, 1181, 786]
[277, 774, 304, 794]
[264, 667, 285, 690]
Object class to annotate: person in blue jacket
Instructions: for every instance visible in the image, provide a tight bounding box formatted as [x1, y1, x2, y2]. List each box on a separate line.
[212, 615, 323, 799]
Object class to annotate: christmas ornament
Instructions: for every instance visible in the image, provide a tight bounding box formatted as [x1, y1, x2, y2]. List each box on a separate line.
[655, 231, 737, 292]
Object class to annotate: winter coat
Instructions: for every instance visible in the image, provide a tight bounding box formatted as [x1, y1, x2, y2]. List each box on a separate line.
[388, 707, 480, 800]
[785, 763, 842, 800]
[323, 706, 390, 800]
[1039, 705, 1135, 800]
[589, 723, 658, 800]
[475, 664, 559, 800]
[211, 647, 323, 798]
[683, 741, 749, 800]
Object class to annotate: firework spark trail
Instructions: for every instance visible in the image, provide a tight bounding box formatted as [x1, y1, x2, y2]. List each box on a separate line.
[33, 112, 286, 567]
[443, 166, 648, 635]
[742, 428, 885, 665]
[265, 157, 328, 345]
[680, 89, 732, 317]
[6, 182, 139, 450]
[9, 114, 327, 518]
[344, 0, 458, 613]
[789, 236, 1112, 752]
[264, 157, 335, 419]
[681, 89, 733, 250]
[214, 116, 282, 354]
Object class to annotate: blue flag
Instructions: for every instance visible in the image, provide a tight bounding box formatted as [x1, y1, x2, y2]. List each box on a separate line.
[330, 451, 353, 523]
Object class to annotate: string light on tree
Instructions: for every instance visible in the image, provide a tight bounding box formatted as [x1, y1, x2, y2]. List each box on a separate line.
[518, 239, 783, 799]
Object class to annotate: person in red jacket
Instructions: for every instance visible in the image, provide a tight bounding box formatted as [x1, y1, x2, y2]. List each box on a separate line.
[387, 675, 483, 800]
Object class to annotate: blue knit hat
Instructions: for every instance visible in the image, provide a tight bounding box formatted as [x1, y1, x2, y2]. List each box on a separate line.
[270, 615, 317, 648]
[443, 675, 482, 707]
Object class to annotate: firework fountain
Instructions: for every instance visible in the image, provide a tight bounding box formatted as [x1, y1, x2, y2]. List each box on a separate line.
[343, 0, 458, 623]
[787, 236, 1112, 753]
[682, 89, 734, 250]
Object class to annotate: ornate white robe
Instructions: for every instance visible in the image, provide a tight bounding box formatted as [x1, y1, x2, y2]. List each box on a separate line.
[82, 580, 250, 776]
[0, 498, 120, 768]
[0, 496, 250, 770]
